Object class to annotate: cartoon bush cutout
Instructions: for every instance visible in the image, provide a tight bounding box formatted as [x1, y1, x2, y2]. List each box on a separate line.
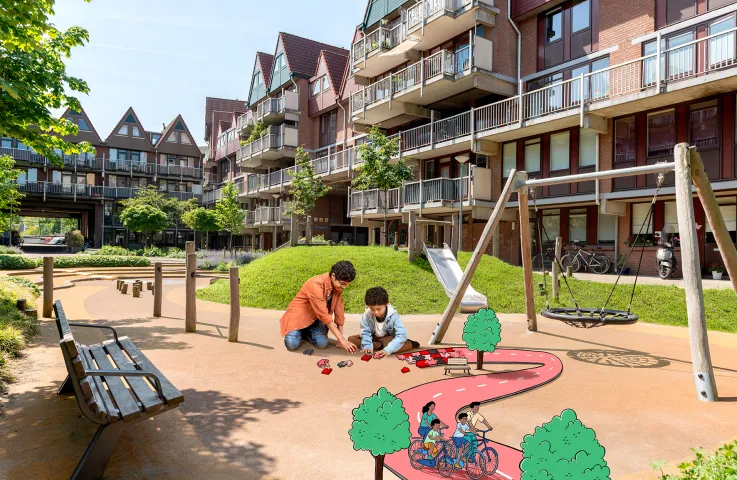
[462, 308, 502, 370]
[520, 409, 611, 480]
[349, 387, 411, 480]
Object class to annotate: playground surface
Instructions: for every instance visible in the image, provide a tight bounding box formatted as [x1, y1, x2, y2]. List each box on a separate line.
[1, 276, 736, 480]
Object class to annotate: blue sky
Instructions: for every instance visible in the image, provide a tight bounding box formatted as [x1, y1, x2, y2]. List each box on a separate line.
[52, 0, 364, 144]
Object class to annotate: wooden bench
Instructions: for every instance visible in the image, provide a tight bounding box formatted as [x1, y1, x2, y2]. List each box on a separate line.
[444, 357, 471, 375]
[54, 300, 184, 480]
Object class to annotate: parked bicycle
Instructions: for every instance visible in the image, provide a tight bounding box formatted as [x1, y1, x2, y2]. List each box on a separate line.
[532, 246, 556, 272]
[560, 241, 611, 274]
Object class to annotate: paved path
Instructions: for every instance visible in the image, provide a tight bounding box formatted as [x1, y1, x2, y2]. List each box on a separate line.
[385, 348, 563, 480]
[572, 271, 733, 289]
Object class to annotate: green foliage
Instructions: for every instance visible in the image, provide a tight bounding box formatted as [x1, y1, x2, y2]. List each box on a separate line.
[244, 121, 268, 144]
[520, 409, 610, 480]
[349, 387, 411, 457]
[654, 441, 737, 480]
[0, 0, 96, 167]
[182, 207, 221, 248]
[351, 126, 413, 193]
[0, 274, 41, 390]
[462, 308, 502, 353]
[0, 303, 39, 338]
[0, 245, 21, 255]
[215, 181, 246, 250]
[22, 217, 78, 236]
[215, 261, 229, 272]
[4, 276, 40, 296]
[66, 229, 84, 247]
[119, 185, 185, 216]
[0, 275, 38, 309]
[286, 147, 330, 216]
[93, 245, 135, 256]
[53, 255, 150, 268]
[0, 326, 24, 356]
[0, 255, 39, 270]
[119, 204, 170, 244]
[0, 155, 23, 231]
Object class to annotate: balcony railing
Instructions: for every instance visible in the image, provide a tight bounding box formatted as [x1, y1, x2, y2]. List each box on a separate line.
[203, 188, 224, 205]
[352, 24, 404, 66]
[236, 133, 281, 161]
[156, 164, 204, 179]
[236, 111, 255, 132]
[349, 188, 402, 211]
[1, 147, 47, 164]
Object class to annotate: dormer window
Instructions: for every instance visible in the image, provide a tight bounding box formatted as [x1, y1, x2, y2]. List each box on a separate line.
[117, 125, 129, 135]
[167, 133, 177, 143]
[311, 80, 321, 97]
[151, 134, 161, 145]
[132, 126, 142, 137]
[77, 118, 91, 131]
[254, 71, 262, 86]
[322, 76, 330, 91]
[181, 134, 191, 144]
[275, 53, 285, 70]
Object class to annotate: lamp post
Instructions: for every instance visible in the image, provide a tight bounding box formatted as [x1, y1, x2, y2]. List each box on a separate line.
[272, 193, 280, 250]
[455, 154, 470, 252]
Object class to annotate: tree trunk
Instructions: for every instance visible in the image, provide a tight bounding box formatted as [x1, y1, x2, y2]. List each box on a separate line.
[383, 201, 388, 248]
[229, 232, 233, 253]
[374, 454, 385, 480]
[477, 350, 483, 370]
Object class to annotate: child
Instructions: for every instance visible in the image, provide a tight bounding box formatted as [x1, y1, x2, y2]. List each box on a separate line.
[424, 419, 443, 458]
[452, 413, 478, 468]
[348, 287, 419, 358]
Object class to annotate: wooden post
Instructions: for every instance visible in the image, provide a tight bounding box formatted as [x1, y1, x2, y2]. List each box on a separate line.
[16, 298, 26, 312]
[408, 212, 416, 262]
[674, 143, 717, 401]
[121, 283, 128, 294]
[690, 147, 737, 295]
[185, 240, 195, 256]
[552, 236, 562, 301]
[185, 253, 197, 332]
[133, 285, 140, 297]
[518, 189, 538, 332]
[430, 171, 522, 344]
[228, 267, 240, 342]
[146, 281, 153, 291]
[116, 279, 123, 290]
[153, 262, 162, 317]
[306, 216, 313, 244]
[43, 257, 53, 318]
[451, 214, 459, 257]
[290, 214, 299, 246]
[491, 223, 500, 258]
[567, 266, 573, 278]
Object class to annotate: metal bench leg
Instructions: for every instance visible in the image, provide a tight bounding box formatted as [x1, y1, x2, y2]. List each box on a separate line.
[71, 422, 124, 480]
[58, 375, 75, 395]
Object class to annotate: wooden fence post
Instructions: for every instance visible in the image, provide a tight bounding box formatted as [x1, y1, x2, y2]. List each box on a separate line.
[153, 262, 162, 317]
[185, 252, 197, 332]
[408, 213, 416, 263]
[228, 267, 240, 342]
[552, 236, 562, 301]
[43, 257, 53, 318]
[518, 189, 538, 332]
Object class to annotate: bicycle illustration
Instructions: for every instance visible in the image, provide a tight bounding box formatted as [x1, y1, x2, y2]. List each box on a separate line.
[408, 427, 458, 477]
[561, 240, 611, 274]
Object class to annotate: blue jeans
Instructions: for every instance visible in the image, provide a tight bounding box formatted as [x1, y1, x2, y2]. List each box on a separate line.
[284, 320, 328, 351]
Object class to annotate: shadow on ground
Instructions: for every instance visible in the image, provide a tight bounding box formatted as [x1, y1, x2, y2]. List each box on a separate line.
[68, 318, 191, 351]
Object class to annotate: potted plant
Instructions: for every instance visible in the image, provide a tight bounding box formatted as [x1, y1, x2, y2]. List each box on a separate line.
[66, 229, 85, 253]
[708, 262, 725, 280]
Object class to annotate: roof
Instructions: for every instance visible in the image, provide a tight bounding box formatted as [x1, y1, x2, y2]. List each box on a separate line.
[279, 32, 348, 79]
[104, 107, 155, 151]
[156, 114, 203, 157]
[317, 50, 349, 98]
[256, 52, 275, 88]
[59, 106, 103, 145]
[204, 97, 247, 141]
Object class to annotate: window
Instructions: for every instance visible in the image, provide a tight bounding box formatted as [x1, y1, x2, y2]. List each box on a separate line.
[52, 170, 62, 184]
[502, 142, 516, 177]
[550, 131, 570, 170]
[320, 110, 337, 147]
[647, 110, 676, 157]
[545, 9, 563, 44]
[274, 53, 285, 70]
[117, 125, 129, 135]
[632, 203, 654, 240]
[311, 81, 321, 97]
[117, 149, 128, 161]
[542, 209, 561, 241]
[167, 133, 177, 143]
[571, 0, 590, 32]
[475, 154, 489, 169]
[323, 75, 330, 91]
[664, 201, 680, 234]
[77, 118, 90, 131]
[667, 31, 695, 78]
[151, 134, 161, 145]
[569, 208, 588, 242]
[598, 213, 616, 244]
[524, 139, 541, 172]
[1, 137, 11, 148]
[706, 203, 736, 243]
[254, 71, 262, 86]
[615, 116, 636, 163]
[709, 16, 736, 68]
[665, 0, 697, 25]
[425, 159, 436, 179]
[689, 100, 719, 149]
[132, 126, 141, 137]
[181, 134, 192, 144]
[580, 129, 597, 167]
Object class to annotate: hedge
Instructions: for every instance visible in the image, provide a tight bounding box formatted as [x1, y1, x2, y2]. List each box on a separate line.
[0, 255, 39, 270]
[53, 255, 151, 268]
[4, 276, 41, 296]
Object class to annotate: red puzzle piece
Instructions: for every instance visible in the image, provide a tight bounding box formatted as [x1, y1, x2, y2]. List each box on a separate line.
[361, 355, 372, 362]
[321, 368, 332, 375]
[401, 367, 410, 373]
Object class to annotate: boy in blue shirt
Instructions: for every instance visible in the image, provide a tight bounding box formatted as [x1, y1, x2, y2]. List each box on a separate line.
[348, 287, 419, 358]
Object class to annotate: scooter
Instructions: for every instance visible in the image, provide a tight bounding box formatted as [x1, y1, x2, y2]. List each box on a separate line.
[656, 225, 677, 280]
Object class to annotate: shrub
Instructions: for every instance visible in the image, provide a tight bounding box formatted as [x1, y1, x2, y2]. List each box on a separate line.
[0, 255, 39, 270]
[0, 326, 25, 356]
[53, 255, 151, 268]
[197, 259, 218, 270]
[67, 230, 84, 248]
[0, 276, 39, 310]
[0, 246, 21, 255]
[4, 276, 40, 296]
[520, 408, 610, 480]
[93, 245, 135, 256]
[653, 440, 737, 480]
[232, 251, 265, 266]
[216, 261, 229, 272]
[0, 304, 40, 338]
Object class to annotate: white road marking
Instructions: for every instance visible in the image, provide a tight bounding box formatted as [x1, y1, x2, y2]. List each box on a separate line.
[549, 367, 554, 370]
[517, 377, 524, 380]
[539, 354, 543, 357]
[456, 388, 466, 392]
[510, 353, 517, 356]
[499, 380, 508, 384]
[433, 392, 443, 398]
[493, 352, 500, 355]
[417, 412, 421, 423]
[477, 384, 486, 387]
[533, 373, 539, 376]
[526, 354, 531, 356]
[497, 470, 513, 480]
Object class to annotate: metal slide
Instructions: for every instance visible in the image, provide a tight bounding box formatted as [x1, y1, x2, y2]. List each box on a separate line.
[423, 243, 488, 313]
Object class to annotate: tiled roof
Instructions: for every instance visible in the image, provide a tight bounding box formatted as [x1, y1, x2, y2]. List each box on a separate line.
[256, 52, 274, 87]
[320, 50, 349, 98]
[104, 107, 155, 150]
[204, 97, 247, 130]
[157, 114, 202, 157]
[280, 32, 348, 79]
[59, 106, 103, 145]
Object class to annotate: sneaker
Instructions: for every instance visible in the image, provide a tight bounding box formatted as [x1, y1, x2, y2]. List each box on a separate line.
[410, 340, 420, 349]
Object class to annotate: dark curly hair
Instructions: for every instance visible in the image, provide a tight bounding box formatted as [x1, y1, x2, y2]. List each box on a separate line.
[365, 286, 389, 306]
[330, 261, 356, 283]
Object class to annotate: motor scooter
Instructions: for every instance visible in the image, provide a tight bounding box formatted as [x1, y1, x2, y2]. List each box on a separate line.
[656, 224, 677, 279]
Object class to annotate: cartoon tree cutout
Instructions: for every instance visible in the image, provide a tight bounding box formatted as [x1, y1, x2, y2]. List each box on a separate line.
[520, 408, 611, 480]
[462, 308, 502, 370]
[349, 387, 411, 480]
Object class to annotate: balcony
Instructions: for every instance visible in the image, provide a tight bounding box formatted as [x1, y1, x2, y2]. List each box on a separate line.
[104, 159, 156, 175]
[16, 181, 104, 200]
[1, 147, 47, 165]
[103, 215, 124, 227]
[252, 206, 291, 230]
[255, 91, 299, 125]
[156, 164, 204, 180]
[351, 24, 406, 78]
[2, 148, 107, 170]
[215, 127, 240, 161]
[202, 187, 224, 205]
[236, 110, 255, 137]
[203, 172, 220, 189]
[349, 188, 402, 213]
[236, 125, 299, 170]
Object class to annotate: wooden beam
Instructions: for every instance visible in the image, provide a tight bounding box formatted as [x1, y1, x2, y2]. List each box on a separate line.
[429, 170, 523, 344]
[153, 262, 162, 317]
[42, 257, 53, 318]
[408, 212, 416, 263]
[416, 220, 454, 226]
[518, 190, 538, 332]
[228, 267, 240, 342]
[185, 252, 197, 333]
[674, 143, 717, 401]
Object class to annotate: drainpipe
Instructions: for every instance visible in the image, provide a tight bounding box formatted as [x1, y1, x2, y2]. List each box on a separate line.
[507, 0, 521, 85]
[595, 133, 600, 206]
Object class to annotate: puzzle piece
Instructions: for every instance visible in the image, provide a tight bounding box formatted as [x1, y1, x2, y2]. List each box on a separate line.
[317, 359, 330, 369]
[373, 352, 384, 359]
[303, 348, 314, 356]
[337, 360, 353, 368]
[321, 368, 332, 375]
[401, 367, 410, 373]
[361, 354, 372, 362]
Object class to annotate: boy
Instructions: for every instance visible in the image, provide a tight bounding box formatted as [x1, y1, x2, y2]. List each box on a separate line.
[424, 419, 443, 459]
[452, 412, 479, 468]
[348, 287, 419, 358]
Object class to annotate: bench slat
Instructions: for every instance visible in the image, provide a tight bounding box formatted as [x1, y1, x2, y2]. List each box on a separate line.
[89, 344, 142, 421]
[80, 346, 120, 422]
[103, 340, 163, 413]
[54, 302, 80, 358]
[119, 337, 184, 406]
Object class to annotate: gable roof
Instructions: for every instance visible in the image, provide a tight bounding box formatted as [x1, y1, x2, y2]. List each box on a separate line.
[248, 52, 274, 106]
[104, 107, 155, 151]
[256, 52, 274, 89]
[59, 106, 103, 145]
[318, 50, 349, 99]
[204, 97, 247, 141]
[278, 32, 348, 80]
[156, 114, 202, 157]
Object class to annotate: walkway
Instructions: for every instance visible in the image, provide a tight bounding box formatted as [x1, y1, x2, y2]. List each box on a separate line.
[572, 271, 733, 289]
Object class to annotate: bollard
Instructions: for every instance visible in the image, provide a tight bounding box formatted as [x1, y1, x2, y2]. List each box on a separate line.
[185, 253, 196, 332]
[228, 267, 240, 342]
[121, 283, 128, 294]
[43, 257, 53, 318]
[117, 280, 123, 290]
[16, 298, 26, 313]
[146, 281, 153, 290]
[566, 266, 573, 278]
[133, 285, 140, 297]
[153, 262, 162, 317]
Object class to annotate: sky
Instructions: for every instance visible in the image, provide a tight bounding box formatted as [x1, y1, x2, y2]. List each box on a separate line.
[52, 0, 364, 144]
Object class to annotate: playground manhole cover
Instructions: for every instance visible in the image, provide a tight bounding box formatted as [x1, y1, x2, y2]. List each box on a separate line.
[566, 349, 670, 368]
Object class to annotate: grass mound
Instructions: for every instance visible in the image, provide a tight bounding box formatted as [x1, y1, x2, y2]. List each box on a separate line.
[196, 246, 737, 332]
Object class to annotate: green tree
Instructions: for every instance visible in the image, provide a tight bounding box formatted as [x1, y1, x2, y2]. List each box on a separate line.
[462, 308, 502, 370]
[520, 409, 610, 480]
[286, 146, 330, 241]
[119, 204, 169, 247]
[120, 185, 183, 216]
[0, 155, 23, 231]
[182, 207, 221, 249]
[215, 181, 245, 251]
[352, 126, 413, 245]
[349, 387, 411, 480]
[0, 0, 95, 166]
[243, 121, 268, 145]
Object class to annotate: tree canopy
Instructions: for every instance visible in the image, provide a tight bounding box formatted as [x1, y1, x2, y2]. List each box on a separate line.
[286, 146, 330, 217]
[349, 387, 411, 457]
[351, 126, 413, 193]
[182, 207, 221, 248]
[0, 155, 23, 231]
[215, 181, 245, 250]
[120, 185, 186, 216]
[0, 0, 95, 166]
[462, 308, 502, 353]
[119, 204, 169, 245]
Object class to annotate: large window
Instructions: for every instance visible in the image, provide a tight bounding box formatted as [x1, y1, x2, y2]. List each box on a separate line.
[689, 100, 719, 148]
[705, 201, 736, 242]
[631, 203, 654, 242]
[322, 76, 330, 91]
[664, 201, 680, 234]
[117, 125, 128, 135]
[524, 139, 541, 172]
[545, 9, 563, 44]
[550, 131, 570, 170]
[1, 137, 11, 148]
[541, 0, 595, 67]
[502, 142, 516, 177]
[181, 134, 192, 145]
[580, 129, 597, 167]
[542, 209, 561, 241]
[709, 16, 736, 67]
[647, 110, 676, 157]
[615, 116, 636, 163]
[274, 53, 285, 70]
[665, 0, 697, 25]
[311, 81, 321, 97]
[319, 110, 337, 147]
[598, 213, 616, 244]
[571, 0, 591, 33]
[77, 118, 90, 131]
[132, 126, 141, 137]
[253, 71, 262, 86]
[569, 208, 588, 242]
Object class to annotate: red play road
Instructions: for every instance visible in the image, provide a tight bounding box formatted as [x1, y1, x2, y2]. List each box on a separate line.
[384, 348, 563, 480]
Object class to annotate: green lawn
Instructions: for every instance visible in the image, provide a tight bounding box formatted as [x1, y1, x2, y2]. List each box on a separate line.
[196, 246, 737, 333]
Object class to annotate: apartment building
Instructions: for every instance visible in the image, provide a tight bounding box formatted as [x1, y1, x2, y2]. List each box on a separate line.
[3, 107, 204, 248]
[341, 0, 737, 274]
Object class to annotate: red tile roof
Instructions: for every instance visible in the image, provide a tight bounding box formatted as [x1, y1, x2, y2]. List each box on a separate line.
[280, 32, 348, 79]
[256, 52, 274, 88]
[320, 50, 349, 98]
[204, 98, 246, 129]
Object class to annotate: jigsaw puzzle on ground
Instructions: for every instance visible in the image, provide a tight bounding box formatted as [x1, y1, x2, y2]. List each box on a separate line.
[395, 348, 464, 368]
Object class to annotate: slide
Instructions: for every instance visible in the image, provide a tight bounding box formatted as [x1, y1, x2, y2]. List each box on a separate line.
[423, 243, 488, 313]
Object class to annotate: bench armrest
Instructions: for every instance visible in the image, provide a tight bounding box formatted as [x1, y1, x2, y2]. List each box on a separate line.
[68, 323, 119, 343]
[85, 369, 164, 399]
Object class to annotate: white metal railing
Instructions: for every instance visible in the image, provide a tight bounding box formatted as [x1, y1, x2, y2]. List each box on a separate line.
[353, 25, 404, 65]
[435, 111, 472, 143]
[392, 61, 422, 95]
[475, 96, 520, 132]
[236, 111, 254, 132]
[522, 76, 581, 121]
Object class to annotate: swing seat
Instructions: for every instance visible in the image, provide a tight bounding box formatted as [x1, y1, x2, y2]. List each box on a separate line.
[540, 307, 639, 328]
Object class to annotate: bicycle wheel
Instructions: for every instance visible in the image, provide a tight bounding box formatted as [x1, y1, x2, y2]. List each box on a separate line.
[532, 254, 546, 272]
[560, 253, 581, 273]
[483, 447, 499, 475]
[437, 454, 455, 477]
[466, 452, 486, 480]
[408, 439, 424, 459]
[410, 452, 425, 470]
[589, 254, 611, 275]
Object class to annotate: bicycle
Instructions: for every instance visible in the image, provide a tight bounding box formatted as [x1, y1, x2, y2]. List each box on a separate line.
[560, 241, 611, 274]
[475, 429, 499, 476]
[532, 246, 556, 272]
[408, 428, 457, 477]
[453, 436, 487, 480]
